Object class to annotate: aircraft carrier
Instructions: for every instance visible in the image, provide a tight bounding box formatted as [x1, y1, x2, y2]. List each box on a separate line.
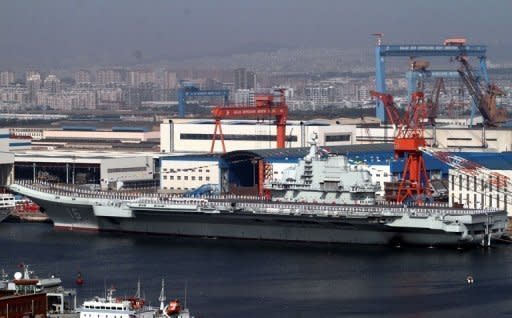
[8, 138, 508, 247]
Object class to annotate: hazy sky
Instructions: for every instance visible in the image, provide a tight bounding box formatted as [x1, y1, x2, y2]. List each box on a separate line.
[1, 0, 511, 69]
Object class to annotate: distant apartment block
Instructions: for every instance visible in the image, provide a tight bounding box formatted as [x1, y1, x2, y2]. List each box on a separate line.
[128, 70, 156, 87]
[163, 71, 177, 89]
[234, 68, 256, 90]
[25, 71, 40, 81]
[0, 71, 15, 86]
[43, 75, 61, 94]
[304, 85, 331, 108]
[26, 74, 41, 104]
[74, 70, 92, 83]
[234, 89, 255, 106]
[96, 68, 125, 84]
[36, 90, 96, 111]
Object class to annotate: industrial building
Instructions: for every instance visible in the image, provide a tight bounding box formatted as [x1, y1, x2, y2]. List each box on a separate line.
[14, 150, 156, 190]
[448, 152, 512, 215]
[160, 117, 512, 153]
[160, 154, 222, 191]
[10, 126, 159, 151]
[160, 118, 356, 153]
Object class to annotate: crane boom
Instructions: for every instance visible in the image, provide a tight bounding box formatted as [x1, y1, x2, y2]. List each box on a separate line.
[427, 78, 445, 125]
[420, 147, 510, 192]
[456, 56, 507, 126]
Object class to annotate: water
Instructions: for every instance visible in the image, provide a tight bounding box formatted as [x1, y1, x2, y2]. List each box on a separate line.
[1, 223, 512, 318]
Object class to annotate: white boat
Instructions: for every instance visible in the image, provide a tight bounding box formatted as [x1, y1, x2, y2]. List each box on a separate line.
[78, 280, 192, 318]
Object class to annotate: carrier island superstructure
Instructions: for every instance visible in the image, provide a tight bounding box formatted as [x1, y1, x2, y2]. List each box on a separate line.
[9, 136, 507, 247]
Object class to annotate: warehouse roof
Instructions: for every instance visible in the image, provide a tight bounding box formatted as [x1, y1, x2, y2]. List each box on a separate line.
[223, 143, 394, 161]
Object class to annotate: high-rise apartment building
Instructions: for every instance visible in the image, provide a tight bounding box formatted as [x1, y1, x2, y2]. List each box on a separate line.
[234, 68, 246, 90]
[74, 70, 92, 83]
[246, 71, 256, 90]
[25, 71, 40, 81]
[128, 70, 156, 87]
[44, 75, 61, 94]
[96, 69, 125, 84]
[234, 68, 256, 90]
[26, 74, 42, 104]
[163, 71, 177, 89]
[0, 71, 15, 86]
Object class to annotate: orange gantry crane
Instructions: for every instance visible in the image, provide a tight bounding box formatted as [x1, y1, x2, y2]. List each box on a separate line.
[210, 89, 288, 153]
[371, 90, 431, 203]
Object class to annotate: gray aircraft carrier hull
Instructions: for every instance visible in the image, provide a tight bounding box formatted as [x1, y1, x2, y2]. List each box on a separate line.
[29, 195, 486, 247]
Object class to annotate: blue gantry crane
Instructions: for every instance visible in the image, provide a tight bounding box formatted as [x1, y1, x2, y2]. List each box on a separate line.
[177, 81, 229, 117]
[373, 35, 489, 123]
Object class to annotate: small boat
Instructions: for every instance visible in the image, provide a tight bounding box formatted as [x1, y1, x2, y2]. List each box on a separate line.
[78, 279, 193, 318]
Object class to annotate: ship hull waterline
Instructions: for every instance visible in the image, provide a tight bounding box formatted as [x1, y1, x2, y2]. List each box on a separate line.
[28, 195, 486, 247]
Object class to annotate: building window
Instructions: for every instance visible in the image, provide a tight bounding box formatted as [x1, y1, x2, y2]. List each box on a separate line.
[184, 176, 188, 180]
[206, 169, 210, 173]
[206, 176, 210, 181]
[451, 174, 454, 191]
[325, 134, 350, 142]
[199, 176, 203, 181]
[474, 193, 477, 209]
[107, 166, 146, 173]
[466, 175, 469, 190]
[170, 176, 174, 180]
[459, 175, 462, 191]
[180, 133, 298, 142]
[177, 176, 181, 180]
[473, 176, 477, 192]
[192, 176, 196, 180]
[163, 176, 167, 180]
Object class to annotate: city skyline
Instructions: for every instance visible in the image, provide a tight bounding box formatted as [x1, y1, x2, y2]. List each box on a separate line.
[1, 1, 512, 70]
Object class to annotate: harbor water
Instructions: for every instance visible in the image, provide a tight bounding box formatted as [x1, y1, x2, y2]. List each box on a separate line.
[1, 222, 512, 318]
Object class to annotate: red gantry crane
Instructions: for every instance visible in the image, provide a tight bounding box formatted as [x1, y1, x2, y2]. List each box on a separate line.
[371, 90, 431, 203]
[210, 89, 288, 153]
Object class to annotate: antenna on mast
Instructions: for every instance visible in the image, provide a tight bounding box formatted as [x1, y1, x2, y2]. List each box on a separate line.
[135, 278, 141, 299]
[371, 33, 384, 46]
[184, 280, 188, 309]
[159, 278, 166, 311]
